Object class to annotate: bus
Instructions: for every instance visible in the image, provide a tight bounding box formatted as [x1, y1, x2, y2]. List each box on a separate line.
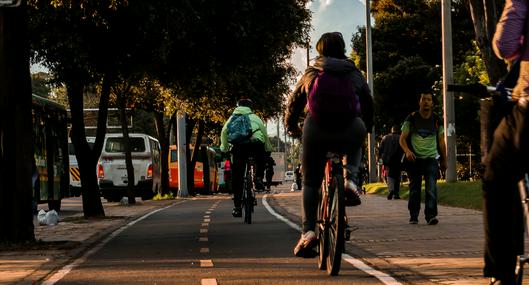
[32, 94, 70, 211]
[168, 145, 218, 193]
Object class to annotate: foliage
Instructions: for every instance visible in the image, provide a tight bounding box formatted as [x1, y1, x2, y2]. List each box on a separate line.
[153, 192, 174, 200]
[364, 180, 483, 210]
[31, 72, 51, 97]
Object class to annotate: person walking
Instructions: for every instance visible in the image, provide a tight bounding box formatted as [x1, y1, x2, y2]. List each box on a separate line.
[264, 154, 275, 192]
[220, 98, 273, 217]
[483, 0, 529, 283]
[294, 164, 302, 191]
[285, 32, 373, 257]
[399, 92, 446, 225]
[379, 125, 403, 200]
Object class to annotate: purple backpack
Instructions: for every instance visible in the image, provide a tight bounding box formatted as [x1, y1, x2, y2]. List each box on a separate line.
[308, 71, 360, 127]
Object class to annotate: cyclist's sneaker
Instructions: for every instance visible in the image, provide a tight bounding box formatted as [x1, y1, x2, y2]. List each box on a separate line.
[409, 218, 418, 224]
[344, 179, 361, 206]
[393, 195, 401, 199]
[232, 207, 242, 217]
[293, 230, 318, 258]
[427, 217, 439, 225]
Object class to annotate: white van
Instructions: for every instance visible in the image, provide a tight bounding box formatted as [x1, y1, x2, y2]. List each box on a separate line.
[68, 137, 95, 196]
[98, 133, 161, 202]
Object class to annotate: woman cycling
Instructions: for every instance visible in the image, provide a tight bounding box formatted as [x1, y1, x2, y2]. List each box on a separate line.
[285, 32, 373, 257]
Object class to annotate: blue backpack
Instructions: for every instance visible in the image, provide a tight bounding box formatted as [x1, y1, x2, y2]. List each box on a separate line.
[227, 113, 256, 144]
[308, 71, 360, 127]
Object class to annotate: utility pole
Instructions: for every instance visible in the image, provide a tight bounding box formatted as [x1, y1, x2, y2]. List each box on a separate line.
[365, 0, 377, 182]
[442, 0, 457, 182]
[177, 112, 188, 197]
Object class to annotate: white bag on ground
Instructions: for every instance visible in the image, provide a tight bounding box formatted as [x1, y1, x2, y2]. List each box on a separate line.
[38, 209, 59, 226]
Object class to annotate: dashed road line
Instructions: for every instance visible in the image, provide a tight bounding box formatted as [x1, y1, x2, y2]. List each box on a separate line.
[201, 278, 218, 285]
[200, 260, 214, 268]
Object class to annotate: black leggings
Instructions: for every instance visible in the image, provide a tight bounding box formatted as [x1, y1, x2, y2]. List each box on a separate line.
[483, 101, 529, 282]
[231, 141, 265, 208]
[301, 115, 366, 233]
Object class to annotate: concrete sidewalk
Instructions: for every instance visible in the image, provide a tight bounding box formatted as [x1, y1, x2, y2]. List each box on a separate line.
[268, 187, 492, 285]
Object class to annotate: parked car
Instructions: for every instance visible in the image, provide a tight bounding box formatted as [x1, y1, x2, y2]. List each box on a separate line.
[284, 170, 294, 181]
[68, 137, 95, 196]
[98, 133, 161, 202]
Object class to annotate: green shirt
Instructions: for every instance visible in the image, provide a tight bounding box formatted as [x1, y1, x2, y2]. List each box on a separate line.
[401, 113, 444, 159]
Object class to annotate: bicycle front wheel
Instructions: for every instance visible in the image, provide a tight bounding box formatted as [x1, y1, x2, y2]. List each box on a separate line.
[317, 183, 328, 270]
[326, 174, 345, 276]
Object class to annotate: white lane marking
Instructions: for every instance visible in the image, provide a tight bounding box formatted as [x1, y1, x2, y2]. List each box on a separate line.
[204, 218, 211, 222]
[201, 278, 218, 285]
[343, 254, 402, 285]
[42, 202, 179, 285]
[200, 260, 214, 267]
[200, 247, 210, 253]
[204, 215, 210, 218]
[262, 194, 301, 231]
[199, 237, 208, 242]
[205, 211, 212, 214]
[262, 194, 403, 285]
[200, 229, 208, 233]
[202, 223, 209, 227]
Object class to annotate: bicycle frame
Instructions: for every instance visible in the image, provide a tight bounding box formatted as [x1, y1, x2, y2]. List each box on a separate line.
[515, 174, 529, 284]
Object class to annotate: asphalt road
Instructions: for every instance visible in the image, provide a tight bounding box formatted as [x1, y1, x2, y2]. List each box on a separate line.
[46, 195, 389, 285]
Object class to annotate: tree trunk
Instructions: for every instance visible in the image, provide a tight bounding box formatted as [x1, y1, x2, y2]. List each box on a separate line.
[191, 120, 205, 193]
[0, 3, 35, 243]
[154, 111, 170, 196]
[68, 80, 105, 218]
[201, 145, 211, 194]
[186, 118, 196, 195]
[468, 0, 507, 84]
[118, 94, 136, 204]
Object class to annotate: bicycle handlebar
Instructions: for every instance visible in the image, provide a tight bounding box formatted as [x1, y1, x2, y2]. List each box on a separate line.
[447, 83, 497, 98]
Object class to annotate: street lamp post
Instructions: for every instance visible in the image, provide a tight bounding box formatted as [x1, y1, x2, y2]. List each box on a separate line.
[365, 0, 377, 182]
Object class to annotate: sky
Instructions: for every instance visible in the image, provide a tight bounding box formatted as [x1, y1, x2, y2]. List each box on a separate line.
[290, 0, 368, 75]
[268, 0, 368, 137]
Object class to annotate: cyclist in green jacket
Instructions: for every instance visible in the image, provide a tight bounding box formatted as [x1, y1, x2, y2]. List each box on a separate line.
[220, 98, 273, 217]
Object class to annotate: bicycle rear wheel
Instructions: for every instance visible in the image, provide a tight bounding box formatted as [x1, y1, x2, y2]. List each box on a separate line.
[243, 178, 253, 224]
[326, 174, 345, 276]
[317, 183, 328, 270]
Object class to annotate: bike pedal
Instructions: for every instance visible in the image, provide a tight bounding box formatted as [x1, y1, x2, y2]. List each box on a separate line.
[345, 229, 351, 241]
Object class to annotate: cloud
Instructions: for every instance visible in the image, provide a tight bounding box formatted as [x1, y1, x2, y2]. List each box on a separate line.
[318, 0, 334, 11]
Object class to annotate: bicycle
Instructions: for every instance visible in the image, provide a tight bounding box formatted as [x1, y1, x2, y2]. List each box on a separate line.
[316, 152, 350, 276]
[448, 83, 529, 284]
[241, 155, 256, 224]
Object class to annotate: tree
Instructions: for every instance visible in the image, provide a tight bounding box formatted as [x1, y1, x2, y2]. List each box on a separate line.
[0, 2, 35, 243]
[468, 0, 506, 84]
[352, 0, 476, 137]
[31, 72, 51, 97]
[27, 0, 133, 218]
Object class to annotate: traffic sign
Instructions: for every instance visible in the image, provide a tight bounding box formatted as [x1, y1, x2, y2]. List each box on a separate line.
[0, 0, 21, 7]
